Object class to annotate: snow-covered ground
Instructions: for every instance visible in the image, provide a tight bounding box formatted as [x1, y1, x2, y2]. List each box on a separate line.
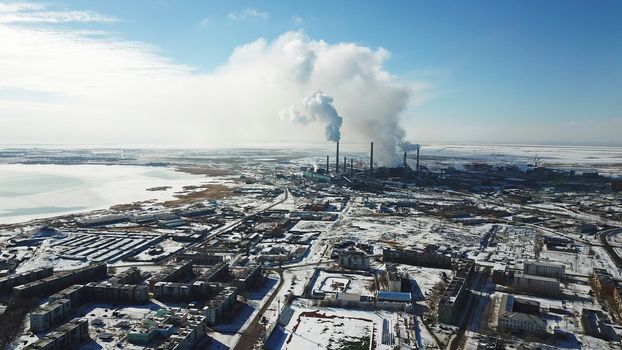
[0, 164, 211, 224]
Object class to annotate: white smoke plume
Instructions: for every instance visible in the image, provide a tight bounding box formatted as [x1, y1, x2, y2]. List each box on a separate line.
[400, 141, 420, 152]
[280, 91, 343, 142]
[0, 6, 422, 163]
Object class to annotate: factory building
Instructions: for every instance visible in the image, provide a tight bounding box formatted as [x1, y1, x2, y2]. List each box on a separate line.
[0, 267, 53, 292]
[339, 250, 370, 270]
[77, 214, 128, 227]
[25, 318, 89, 350]
[523, 260, 566, 279]
[203, 287, 238, 325]
[513, 273, 560, 295]
[497, 294, 547, 334]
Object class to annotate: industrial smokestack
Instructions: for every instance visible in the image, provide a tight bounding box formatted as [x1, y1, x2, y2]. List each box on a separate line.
[350, 158, 353, 177]
[336, 141, 340, 174]
[416, 148, 420, 174]
[403, 151, 407, 169]
[343, 156, 346, 172]
[370, 141, 374, 177]
[326, 155, 329, 174]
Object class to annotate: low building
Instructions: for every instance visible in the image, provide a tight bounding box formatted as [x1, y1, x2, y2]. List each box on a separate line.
[581, 309, 619, 341]
[512, 297, 540, 314]
[339, 250, 369, 270]
[523, 260, 566, 279]
[497, 294, 547, 334]
[513, 273, 560, 295]
[377, 291, 411, 302]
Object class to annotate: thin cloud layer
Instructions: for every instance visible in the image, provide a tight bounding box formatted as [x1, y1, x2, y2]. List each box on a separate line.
[0, 2, 117, 23]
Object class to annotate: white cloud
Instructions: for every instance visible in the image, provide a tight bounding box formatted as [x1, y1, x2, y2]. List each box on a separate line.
[292, 15, 303, 24]
[0, 3, 429, 163]
[0, 2, 117, 23]
[227, 9, 269, 21]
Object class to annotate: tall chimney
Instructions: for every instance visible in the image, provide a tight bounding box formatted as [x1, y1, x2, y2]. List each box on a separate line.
[403, 151, 407, 169]
[336, 141, 340, 174]
[326, 155, 329, 174]
[416, 147, 420, 174]
[370, 141, 374, 177]
[350, 158, 353, 177]
[343, 156, 346, 172]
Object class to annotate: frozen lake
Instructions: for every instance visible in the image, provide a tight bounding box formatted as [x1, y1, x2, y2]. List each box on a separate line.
[0, 164, 207, 224]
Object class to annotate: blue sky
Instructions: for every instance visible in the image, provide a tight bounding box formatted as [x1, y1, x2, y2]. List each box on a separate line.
[0, 0, 621, 147]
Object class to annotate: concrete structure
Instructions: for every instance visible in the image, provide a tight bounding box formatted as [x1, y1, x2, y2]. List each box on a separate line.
[203, 286, 238, 325]
[438, 259, 474, 324]
[149, 261, 193, 290]
[513, 273, 560, 295]
[377, 291, 411, 302]
[29, 299, 72, 332]
[383, 245, 453, 269]
[581, 308, 619, 341]
[232, 265, 262, 290]
[202, 262, 229, 282]
[523, 260, 566, 279]
[49, 284, 84, 305]
[85, 282, 149, 304]
[14, 263, 106, 298]
[512, 297, 540, 314]
[0, 267, 53, 292]
[157, 314, 208, 350]
[26, 318, 89, 350]
[497, 294, 547, 334]
[339, 250, 370, 270]
[386, 264, 402, 292]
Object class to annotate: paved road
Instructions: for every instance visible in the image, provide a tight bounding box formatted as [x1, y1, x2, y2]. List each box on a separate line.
[599, 227, 622, 268]
[232, 269, 284, 350]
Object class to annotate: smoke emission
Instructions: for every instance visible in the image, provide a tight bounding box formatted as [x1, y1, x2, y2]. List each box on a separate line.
[280, 91, 343, 142]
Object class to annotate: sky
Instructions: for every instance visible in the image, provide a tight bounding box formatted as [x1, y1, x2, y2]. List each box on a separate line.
[0, 0, 621, 153]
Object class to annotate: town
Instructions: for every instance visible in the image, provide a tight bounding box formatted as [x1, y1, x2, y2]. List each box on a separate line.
[0, 146, 621, 350]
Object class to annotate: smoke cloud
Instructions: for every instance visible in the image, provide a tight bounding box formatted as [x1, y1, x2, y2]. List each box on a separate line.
[0, 7, 423, 163]
[280, 91, 343, 142]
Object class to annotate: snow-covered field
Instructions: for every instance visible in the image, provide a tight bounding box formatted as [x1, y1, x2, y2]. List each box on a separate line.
[0, 164, 210, 224]
[278, 303, 400, 350]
